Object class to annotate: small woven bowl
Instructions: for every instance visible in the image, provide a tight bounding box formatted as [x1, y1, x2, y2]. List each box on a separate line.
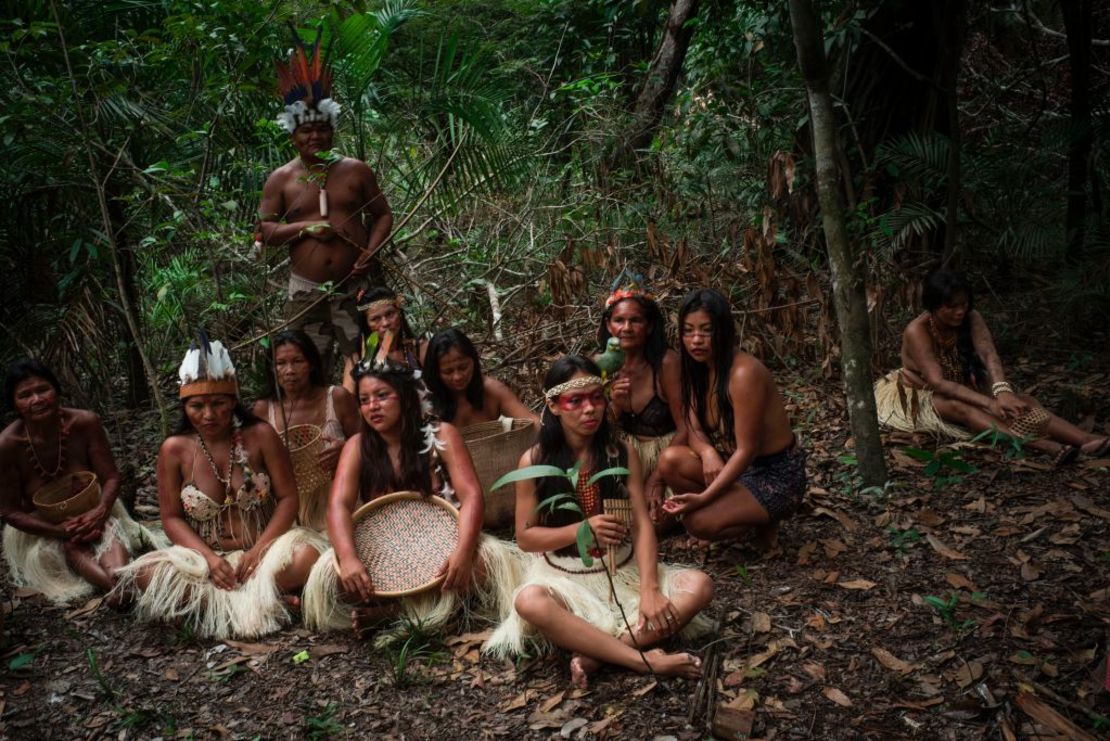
[347, 491, 460, 598]
[32, 471, 100, 524]
[1010, 406, 1051, 439]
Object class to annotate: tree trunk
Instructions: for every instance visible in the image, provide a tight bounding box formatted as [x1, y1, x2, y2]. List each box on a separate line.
[788, 0, 888, 487]
[608, 0, 701, 169]
[1060, 0, 1092, 263]
[106, 195, 150, 408]
[940, 0, 966, 266]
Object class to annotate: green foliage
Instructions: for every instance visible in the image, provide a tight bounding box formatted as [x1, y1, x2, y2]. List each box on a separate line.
[923, 593, 975, 632]
[887, 526, 920, 553]
[901, 447, 976, 490]
[304, 702, 344, 740]
[970, 426, 1028, 460]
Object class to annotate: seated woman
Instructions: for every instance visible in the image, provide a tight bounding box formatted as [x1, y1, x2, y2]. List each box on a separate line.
[423, 327, 538, 429]
[485, 356, 713, 688]
[657, 289, 807, 546]
[113, 337, 326, 639]
[0, 359, 161, 606]
[874, 269, 1109, 464]
[252, 330, 359, 530]
[341, 286, 426, 395]
[598, 280, 685, 523]
[303, 346, 522, 644]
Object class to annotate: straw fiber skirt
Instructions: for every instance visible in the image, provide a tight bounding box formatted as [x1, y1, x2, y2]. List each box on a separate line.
[2, 501, 165, 605]
[874, 370, 972, 441]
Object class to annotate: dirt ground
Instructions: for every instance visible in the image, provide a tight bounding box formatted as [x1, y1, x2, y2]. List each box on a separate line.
[2, 364, 1108, 740]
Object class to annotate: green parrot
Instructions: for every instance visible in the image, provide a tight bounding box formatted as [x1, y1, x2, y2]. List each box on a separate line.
[596, 336, 625, 380]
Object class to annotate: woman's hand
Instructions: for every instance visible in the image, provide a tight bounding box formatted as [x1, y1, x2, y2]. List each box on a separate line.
[699, 449, 724, 486]
[587, 513, 628, 547]
[317, 437, 342, 473]
[645, 481, 666, 524]
[661, 491, 710, 517]
[64, 503, 109, 543]
[638, 587, 680, 636]
[609, 375, 632, 413]
[440, 545, 476, 592]
[235, 546, 264, 583]
[338, 554, 375, 604]
[995, 391, 1029, 420]
[206, 553, 238, 591]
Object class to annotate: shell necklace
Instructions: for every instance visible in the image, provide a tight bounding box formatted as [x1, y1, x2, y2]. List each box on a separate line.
[25, 413, 67, 480]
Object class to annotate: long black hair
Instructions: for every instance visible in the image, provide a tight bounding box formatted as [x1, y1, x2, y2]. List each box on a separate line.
[597, 295, 669, 372]
[352, 363, 434, 499]
[4, 358, 62, 413]
[921, 269, 986, 385]
[173, 400, 263, 436]
[258, 329, 327, 401]
[535, 356, 627, 521]
[678, 288, 736, 440]
[423, 328, 484, 423]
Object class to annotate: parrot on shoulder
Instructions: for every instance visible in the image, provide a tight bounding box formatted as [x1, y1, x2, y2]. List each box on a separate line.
[596, 336, 625, 381]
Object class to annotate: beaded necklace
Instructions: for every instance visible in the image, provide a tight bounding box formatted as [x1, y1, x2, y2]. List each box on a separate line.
[25, 412, 67, 480]
[928, 315, 965, 383]
[197, 429, 243, 506]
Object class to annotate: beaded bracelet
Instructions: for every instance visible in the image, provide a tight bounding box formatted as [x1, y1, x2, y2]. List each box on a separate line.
[991, 381, 1014, 397]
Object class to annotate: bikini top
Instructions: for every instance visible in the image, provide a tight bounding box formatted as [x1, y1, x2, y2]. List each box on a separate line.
[618, 366, 676, 437]
[180, 472, 272, 522]
[179, 435, 274, 548]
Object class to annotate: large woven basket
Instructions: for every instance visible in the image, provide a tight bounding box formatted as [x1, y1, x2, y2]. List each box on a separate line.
[347, 491, 460, 598]
[32, 471, 100, 524]
[461, 417, 537, 528]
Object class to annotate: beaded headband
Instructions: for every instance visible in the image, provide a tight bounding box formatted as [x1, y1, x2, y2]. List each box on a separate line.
[544, 375, 604, 400]
[360, 298, 398, 314]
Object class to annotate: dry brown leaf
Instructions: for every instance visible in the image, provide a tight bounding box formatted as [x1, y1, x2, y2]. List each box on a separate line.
[712, 706, 754, 739]
[500, 690, 531, 712]
[813, 506, 857, 532]
[311, 644, 349, 659]
[64, 597, 103, 620]
[224, 639, 279, 655]
[538, 690, 565, 713]
[726, 688, 759, 711]
[821, 539, 849, 558]
[823, 686, 853, 707]
[871, 647, 915, 675]
[1015, 690, 1097, 741]
[838, 579, 877, 591]
[949, 660, 983, 688]
[796, 541, 817, 566]
[751, 612, 772, 633]
[803, 662, 826, 682]
[926, 534, 967, 560]
[945, 573, 978, 591]
[164, 668, 179, 681]
[633, 680, 657, 697]
[1021, 561, 1041, 582]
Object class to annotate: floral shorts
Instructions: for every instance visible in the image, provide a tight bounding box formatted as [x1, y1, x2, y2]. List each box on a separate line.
[739, 446, 808, 523]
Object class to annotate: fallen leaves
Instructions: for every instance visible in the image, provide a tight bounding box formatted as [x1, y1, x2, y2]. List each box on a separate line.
[1015, 690, 1097, 741]
[871, 647, 915, 675]
[925, 534, 967, 560]
[837, 578, 877, 591]
[822, 686, 853, 707]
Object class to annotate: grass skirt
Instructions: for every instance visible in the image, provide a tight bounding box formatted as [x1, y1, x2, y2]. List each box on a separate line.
[483, 547, 714, 659]
[874, 370, 972, 441]
[2, 501, 166, 605]
[112, 527, 328, 639]
[302, 534, 526, 648]
[298, 482, 329, 533]
[620, 431, 676, 499]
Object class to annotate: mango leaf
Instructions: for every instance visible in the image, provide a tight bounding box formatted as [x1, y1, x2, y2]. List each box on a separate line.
[492, 465, 568, 491]
[575, 522, 595, 567]
[568, 460, 582, 490]
[901, 447, 934, 462]
[587, 466, 631, 485]
[533, 492, 578, 515]
[8, 652, 35, 670]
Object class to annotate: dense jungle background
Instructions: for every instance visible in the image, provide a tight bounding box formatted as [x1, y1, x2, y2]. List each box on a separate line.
[1, 0, 1109, 738]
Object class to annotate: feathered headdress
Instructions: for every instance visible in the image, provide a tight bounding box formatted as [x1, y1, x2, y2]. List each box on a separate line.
[276, 24, 340, 133]
[605, 267, 653, 308]
[178, 329, 238, 399]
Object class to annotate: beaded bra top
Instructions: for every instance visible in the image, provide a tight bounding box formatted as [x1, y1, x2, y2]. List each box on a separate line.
[180, 435, 273, 549]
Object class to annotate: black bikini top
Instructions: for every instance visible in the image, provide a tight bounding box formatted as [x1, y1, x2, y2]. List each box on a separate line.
[618, 365, 677, 437]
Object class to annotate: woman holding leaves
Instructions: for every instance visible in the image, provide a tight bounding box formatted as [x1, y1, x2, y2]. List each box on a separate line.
[302, 341, 522, 644]
[252, 330, 359, 531]
[874, 269, 1110, 465]
[341, 286, 427, 395]
[485, 356, 712, 688]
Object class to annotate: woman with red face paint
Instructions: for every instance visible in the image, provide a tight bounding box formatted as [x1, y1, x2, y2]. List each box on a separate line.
[0, 359, 161, 606]
[875, 269, 1109, 465]
[485, 356, 713, 688]
[597, 281, 685, 526]
[657, 289, 807, 548]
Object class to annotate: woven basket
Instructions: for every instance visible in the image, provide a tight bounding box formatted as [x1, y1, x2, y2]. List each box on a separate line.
[1010, 406, 1051, 439]
[285, 424, 326, 491]
[349, 491, 460, 598]
[461, 418, 537, 528]
[32, 471, 100, 524]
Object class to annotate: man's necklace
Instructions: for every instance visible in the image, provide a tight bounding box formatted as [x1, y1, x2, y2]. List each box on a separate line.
[197, 432, 238, 505]
[302, 158, 332, 217]
[25, 414, 67, 479]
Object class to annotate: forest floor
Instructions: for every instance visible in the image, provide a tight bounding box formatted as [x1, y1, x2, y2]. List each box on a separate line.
[1, 360, 1108, 740]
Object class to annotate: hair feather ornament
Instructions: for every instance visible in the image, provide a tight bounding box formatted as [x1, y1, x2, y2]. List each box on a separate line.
[179, 329, 238, 399]
[605, 267, 653, 308]
[276, 23, 340, 133]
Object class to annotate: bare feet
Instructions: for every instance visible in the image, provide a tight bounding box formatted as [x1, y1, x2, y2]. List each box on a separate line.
[643, 648, 702, 679]
[569, 653, 601, 688]
[282, 594, 302, 612]
[1081, 437, 1110, 457]
[351, 601, 400, 639]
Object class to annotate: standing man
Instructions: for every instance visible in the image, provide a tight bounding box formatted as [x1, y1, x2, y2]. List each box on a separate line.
[258, 28, 393, 374]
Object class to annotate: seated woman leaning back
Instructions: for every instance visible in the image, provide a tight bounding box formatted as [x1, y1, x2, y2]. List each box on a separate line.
[252, 329, 359, 531]
[874, 268, 1109, 465]
[658, 289, 807, 548]
[113, 337, 327, 639]
[302, 342, 522, 644]
[423, 327, 538, 429]
[484, 356, 713, 688]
